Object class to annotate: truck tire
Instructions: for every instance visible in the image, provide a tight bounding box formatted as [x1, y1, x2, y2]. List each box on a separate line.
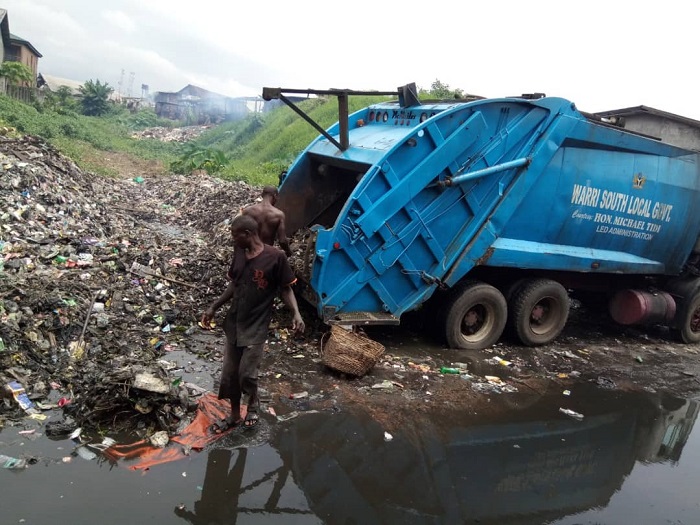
[443, 282, 507, 350]
[502, 278, 530, 339]
[676, 291, 700, 343]
[504, 278, 530, 303]
[510, 279, 569, 346]
[666, 278, 700, 343]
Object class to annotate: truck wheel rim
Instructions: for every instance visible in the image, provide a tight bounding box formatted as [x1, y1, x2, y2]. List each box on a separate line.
[690, 307, 700, 333]
[461, 304, 495, 341]
[529, 297, 561, 335]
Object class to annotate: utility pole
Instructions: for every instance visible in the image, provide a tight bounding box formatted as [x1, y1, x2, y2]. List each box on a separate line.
[127, 71, 135, 98]
[117, 68, 125, 98]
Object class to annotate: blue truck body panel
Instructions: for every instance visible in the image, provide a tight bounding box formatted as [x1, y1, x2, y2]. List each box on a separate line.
[277, 96, 700, 321]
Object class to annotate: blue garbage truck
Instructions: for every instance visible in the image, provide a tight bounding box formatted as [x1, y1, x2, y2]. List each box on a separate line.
[263, 84, 700, 350]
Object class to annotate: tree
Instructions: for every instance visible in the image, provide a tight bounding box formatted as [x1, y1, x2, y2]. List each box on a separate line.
[43, 85, 79, 113]
[419, 79, 465, 100]
[55, 85, 75, 106]
[79, 79, 113, 116]
[0, 61, 34, 86]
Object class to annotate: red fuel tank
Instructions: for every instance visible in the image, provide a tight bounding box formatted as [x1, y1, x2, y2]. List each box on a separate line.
[609, 290, 676, 326]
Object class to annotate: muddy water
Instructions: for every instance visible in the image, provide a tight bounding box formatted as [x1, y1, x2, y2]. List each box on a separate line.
[1, 386, 698, 525]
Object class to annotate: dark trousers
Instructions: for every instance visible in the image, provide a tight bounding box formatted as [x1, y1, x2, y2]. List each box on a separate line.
[217, 342, 264, 415]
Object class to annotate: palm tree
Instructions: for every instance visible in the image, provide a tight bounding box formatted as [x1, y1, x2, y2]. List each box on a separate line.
[79, 79, 113, 116]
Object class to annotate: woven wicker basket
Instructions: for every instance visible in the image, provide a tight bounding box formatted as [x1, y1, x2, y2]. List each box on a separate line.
[320, 325, 385, 377]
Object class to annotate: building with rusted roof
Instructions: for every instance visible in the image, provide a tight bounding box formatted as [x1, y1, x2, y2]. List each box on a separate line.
[5, 32, 42, 87]
[37, 72, 83, 95]
[595, 105, 700, 152]
[155, 84, 250, 123]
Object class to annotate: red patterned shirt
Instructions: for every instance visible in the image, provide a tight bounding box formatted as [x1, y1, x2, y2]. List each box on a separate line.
[224, 245, 296, 346]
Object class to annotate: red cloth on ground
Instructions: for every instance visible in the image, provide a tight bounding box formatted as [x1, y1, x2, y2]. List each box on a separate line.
[103, 393, 247, 471]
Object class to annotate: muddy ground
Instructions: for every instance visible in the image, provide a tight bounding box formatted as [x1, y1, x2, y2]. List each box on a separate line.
[2, 135, 700, 443]
[260, 298, 700, 438]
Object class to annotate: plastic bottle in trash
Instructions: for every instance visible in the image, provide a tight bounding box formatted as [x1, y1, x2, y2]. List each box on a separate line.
[440, 367, 460, 374]
[0, 454, 28, 469]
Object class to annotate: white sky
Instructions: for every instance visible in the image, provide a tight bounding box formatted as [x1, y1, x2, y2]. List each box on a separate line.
[4, 0, 700, 119]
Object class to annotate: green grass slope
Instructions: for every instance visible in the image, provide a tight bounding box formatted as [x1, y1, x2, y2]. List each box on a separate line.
[0, 95, 179, 176]
[192, 95, 392, 185]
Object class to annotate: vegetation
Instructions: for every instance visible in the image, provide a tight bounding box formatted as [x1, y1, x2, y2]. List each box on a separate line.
[79, 79, 113, 116]
[177, 80, 469, 184]
[0, 62, 34, 85]
[0, 95, 179, 175]
[118, 108, 179, 130]
[170, 143, 229, 175]
[182, 95, 392, 185]
[419, 79, 466, 100]
[0, 78, 467, 185]
[42, 85, 79, 113]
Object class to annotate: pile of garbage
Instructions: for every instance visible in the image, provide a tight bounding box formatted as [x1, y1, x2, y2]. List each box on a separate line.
[0, 135, 260, 433]
[137, 172, 259, 245]
[130, 126, 212, 143]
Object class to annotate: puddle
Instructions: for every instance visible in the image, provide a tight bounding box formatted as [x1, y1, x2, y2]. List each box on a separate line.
[1, 387, 698, 524]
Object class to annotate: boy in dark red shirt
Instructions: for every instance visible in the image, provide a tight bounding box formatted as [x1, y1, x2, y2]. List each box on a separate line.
[202, 214, 304, 430]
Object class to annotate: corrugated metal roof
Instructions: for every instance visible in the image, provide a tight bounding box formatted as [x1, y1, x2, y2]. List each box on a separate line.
[177, 84, 228, 99]
[37, 73, 83, 94]
[596, 105, 700, 129]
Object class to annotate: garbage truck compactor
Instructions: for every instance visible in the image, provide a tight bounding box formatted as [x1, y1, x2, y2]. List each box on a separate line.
[265, 85, 700, 350]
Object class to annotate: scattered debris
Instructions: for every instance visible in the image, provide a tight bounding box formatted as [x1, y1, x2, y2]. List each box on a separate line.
[559, 407, 584, 421]
[484, 375, 505, 385]
[130, 126, 211, 143]
[276, 411, 299, 422]
[4, 381, 40, 416]
[0, 453, 28, 469]
[75, 445, 97, 461]
[88, 437, 117, 452]
[150, 431, 170, 448]
[488, 356, 514, 367]
[133, 372, 171, 394]
[596, 376, 617, 390]
[0, 135, 259, 432]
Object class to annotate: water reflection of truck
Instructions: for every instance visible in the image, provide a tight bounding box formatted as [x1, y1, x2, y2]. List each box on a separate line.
[275, 395, 699, 524]
[637, 395, 699, 463]
[264, 85, 700, 349]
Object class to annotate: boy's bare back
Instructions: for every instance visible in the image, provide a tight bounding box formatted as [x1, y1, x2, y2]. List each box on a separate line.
[243, 203, 283, 245]
[240, 186, 292, 256]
